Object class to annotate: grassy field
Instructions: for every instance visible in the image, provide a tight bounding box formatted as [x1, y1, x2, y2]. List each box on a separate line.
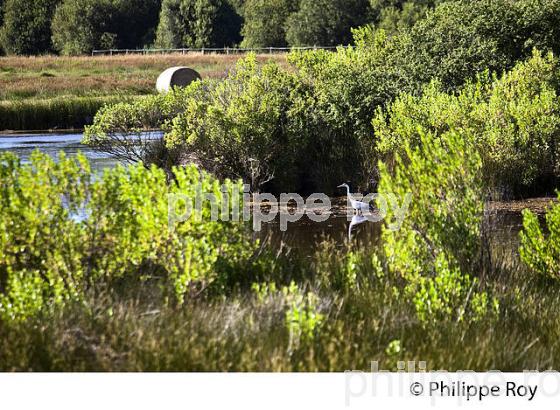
[0, 53, 287, 131]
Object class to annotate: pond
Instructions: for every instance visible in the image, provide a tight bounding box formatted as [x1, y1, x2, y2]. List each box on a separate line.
[0, 132, 532, 260]
[0, 132, 119, 173]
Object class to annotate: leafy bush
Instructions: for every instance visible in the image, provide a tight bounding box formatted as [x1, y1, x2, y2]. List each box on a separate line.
[155, 0, 242, 49]
[0, 151, 256, 320]
[165, 55, 310, 191]
[394, 0, 560, 90]
[0, 0, 60, 55]
[84, 88, 201, 170]
[375, 51, 560, 194]
[520, 195, 560, 279]
[378, 129, 490, 323]
[288, 29, 410, 191]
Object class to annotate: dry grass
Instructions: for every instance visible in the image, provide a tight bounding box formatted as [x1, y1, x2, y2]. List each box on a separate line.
[0, 53, 288, 130]
[0, 53, 288, 100]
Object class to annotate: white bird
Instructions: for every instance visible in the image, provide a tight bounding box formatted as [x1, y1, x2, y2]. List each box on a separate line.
[338, 183, 373, 215]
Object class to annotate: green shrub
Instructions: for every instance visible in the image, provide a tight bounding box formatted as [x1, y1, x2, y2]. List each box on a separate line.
[165, 55, 310, 191]
[288, 29, 409, 191]
[520, 195, 560, 279]
[378, 129, 490, 323]
[375, 51, 560, 194]
[84, 88, 201, 170]
[0, 151, 256, 320]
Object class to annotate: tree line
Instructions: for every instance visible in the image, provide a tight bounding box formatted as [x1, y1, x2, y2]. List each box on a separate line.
[0, 0, 443, 56]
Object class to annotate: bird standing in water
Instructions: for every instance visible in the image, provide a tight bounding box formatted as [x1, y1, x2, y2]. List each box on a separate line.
[337, 183, 373, 215]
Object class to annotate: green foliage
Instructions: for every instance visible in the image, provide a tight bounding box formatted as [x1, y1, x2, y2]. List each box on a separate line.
[394, 0, 560, 90]
[0, 0, 60, 55]
[375, 51, 560, 193]
[155, 0, 242, 48]
[0, 151, 256, 320]
[520, 195, 560, 279]
[240, 0, 297, 48]
[385, 339, 402, 356]
[51, 0, 161, 55]
[165, 55, 308, 190]
[252, 281, 324, 348]
[288, 30, 407, 191]
[285, 0, 372, 47]
[378, 129, 490, 323]
[0, 152, 90, 320]
[283, 282, 324, 346]
[374, 1, 431, 36]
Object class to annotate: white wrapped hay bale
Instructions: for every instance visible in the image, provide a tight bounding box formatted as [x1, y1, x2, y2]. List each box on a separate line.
[156, 67, 202, 93]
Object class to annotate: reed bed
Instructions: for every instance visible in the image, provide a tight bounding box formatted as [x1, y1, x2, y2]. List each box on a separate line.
[0, 95, 139, 131]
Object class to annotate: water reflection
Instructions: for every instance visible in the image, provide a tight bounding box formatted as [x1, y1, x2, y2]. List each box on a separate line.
[260, 214, 382, 251]
[348, 214, 369, 241]
[0, 132, 529, 263]
[0, 132, 120, 173]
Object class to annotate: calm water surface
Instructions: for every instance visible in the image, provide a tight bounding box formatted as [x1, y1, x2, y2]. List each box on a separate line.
[0, 132, 119, 173]
[0, 132, 526, 258]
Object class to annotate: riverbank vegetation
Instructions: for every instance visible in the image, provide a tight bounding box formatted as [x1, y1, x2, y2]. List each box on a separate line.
[1, 143, 560, 371]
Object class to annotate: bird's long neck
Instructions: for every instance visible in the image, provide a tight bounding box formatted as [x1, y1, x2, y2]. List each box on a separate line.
[345, 185, 351, 197]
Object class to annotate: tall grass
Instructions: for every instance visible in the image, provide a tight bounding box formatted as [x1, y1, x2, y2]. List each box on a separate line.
[0, 246, 557, 372]
[0, 95, 139, 130]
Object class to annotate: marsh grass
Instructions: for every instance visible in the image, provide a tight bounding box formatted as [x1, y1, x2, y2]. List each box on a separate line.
[0, 95, 139, 130]
[1, 241, 559, 372]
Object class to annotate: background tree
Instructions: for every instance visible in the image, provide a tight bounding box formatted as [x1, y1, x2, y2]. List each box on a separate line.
[397, 0, 560, 90]
[374, 1, 432, 36]
[285, 0, 372, 46]
[52, 0, 161, 56]
[0, 0, 60, 55]
[0, 0, 4, 55]
[240, 0, 298, 48]
[155, 0, 242, 48]
[0, 0, 4, 31]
